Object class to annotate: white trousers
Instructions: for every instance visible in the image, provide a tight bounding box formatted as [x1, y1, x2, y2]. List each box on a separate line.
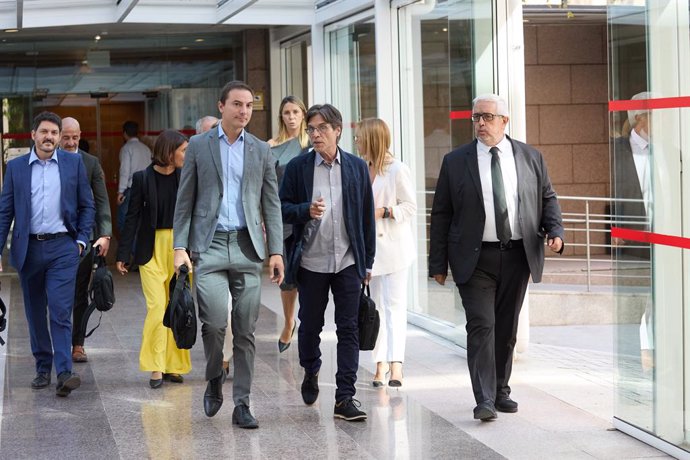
[370, 267, 409, 363]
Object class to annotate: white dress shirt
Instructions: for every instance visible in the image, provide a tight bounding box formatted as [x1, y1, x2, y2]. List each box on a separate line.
[629, 128, 651, 217]
[477, 137, 522, 242]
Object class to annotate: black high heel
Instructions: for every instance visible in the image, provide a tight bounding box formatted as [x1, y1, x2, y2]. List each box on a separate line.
[388, 362, 403, 387]
[278, 323, 296, 353]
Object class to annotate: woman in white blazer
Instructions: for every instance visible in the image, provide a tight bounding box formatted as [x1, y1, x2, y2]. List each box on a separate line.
[355, 118, 417, 387]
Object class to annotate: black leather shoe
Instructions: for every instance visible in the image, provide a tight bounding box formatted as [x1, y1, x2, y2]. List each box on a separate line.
[203, 375, 224, 417]
[473, 400, 497, 421]
[149, 378, 163, 389]
[163, 373, 184, 384]
[232, 404, 259, 429]
[56, 371, 81, 397]
[278, 323, 296, 353]
[495, 397, 518, 413]
[31, 372, 51, 389]
[301, 372, 319, 405]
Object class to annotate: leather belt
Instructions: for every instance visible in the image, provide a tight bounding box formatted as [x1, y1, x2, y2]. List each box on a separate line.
[29, 232, 69, 241]
[482, 239, 523, 251]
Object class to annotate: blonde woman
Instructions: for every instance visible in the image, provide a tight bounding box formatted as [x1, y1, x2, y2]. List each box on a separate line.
[355, 118, 416, 387]
[116, 129, 191, 388]
[269, 95, 309, 353]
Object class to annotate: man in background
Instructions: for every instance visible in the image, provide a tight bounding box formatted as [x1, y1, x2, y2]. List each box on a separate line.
[196, 116, 219, 135]
[60, 117, 112, 363]
[117, 121, 151, 233]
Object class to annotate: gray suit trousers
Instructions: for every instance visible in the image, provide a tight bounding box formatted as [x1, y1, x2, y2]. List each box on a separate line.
[194, 230, 262, 407]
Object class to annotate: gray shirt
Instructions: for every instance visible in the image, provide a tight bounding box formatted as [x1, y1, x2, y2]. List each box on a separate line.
[300, 151, 354, 273]
[118, 137, 152, 193]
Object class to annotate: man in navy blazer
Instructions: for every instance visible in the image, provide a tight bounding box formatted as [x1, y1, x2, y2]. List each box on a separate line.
[280, 104, 375, 422]
[0, 111, 95, 397]
[429, 94, 564, 421]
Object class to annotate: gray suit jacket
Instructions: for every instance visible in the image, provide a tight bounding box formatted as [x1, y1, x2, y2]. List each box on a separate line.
[79, 149, 112, 239]
[173, 128, 283, 260]
[429, 137, 564, 284]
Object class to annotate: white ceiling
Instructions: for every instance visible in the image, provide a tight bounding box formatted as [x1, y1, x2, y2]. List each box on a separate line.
[3, 0, 315, 29]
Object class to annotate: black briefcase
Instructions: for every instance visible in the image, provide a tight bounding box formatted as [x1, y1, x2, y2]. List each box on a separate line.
[358, 283, 380, 351]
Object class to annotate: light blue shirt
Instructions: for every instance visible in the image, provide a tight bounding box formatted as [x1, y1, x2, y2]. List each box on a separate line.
[29, 149, 68, 236]
[216, 125, 247, 231]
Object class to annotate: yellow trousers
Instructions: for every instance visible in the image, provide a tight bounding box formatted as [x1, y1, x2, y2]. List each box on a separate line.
[138, 229, 192, 374]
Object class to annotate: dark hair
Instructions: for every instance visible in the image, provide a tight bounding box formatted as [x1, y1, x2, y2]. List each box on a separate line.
[219, 80, 254, 104]
[152, 129, 188, 167]
[123, 121, 138, 137]
[32, 111, 62, 132]
[306, 104, 343, 132]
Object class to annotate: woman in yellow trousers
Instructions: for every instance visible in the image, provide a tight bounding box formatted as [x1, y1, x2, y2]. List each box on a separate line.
[116, 129, 191, 388]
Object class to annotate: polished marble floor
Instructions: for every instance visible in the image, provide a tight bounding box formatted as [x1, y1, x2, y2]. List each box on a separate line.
[0, 273, 669, 459]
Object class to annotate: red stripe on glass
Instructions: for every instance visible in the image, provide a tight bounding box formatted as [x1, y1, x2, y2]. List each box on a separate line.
[449, 110, 472, 120]
[611, 227, 690, 250]
[609, 96, 690, 112]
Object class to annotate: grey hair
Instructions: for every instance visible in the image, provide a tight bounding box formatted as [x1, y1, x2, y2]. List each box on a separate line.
[472, 94, 510, 117]
[627, 92, 652, 128]
[195, 115, 218, 134]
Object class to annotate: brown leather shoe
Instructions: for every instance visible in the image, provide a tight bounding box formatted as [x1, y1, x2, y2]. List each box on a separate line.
[72, 346, 88, 363]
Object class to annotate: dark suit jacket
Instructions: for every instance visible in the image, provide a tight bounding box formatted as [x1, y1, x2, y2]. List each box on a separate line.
[279, 148, 376, 285]
[0, 149, 96, 271]
[117, 165, 180, 266]
[428, 137, 564, 284]
[611, 136, 649, 260]
[78, 149, 112, 239]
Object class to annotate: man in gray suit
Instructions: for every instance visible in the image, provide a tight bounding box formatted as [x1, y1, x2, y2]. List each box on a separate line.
[429, 94, 564, 421]
[60, 117, 112, 363]
[174, 81, 284, 428]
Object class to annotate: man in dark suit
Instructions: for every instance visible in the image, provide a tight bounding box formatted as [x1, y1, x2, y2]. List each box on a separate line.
[60, 117, 112, 363]
[611, 91, 653, 370]
[280, 104, 375, 422]
[0, 111, 95, 397]
[173, 81, 284, 428]
[429, 94, 564, 421]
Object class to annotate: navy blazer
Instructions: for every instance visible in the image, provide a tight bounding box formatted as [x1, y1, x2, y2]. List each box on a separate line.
[0, 149, 96, 271]
[279, 148, 375, 285]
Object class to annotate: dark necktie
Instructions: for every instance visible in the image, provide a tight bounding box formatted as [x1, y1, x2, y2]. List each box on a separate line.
[490, 146, 512, 244]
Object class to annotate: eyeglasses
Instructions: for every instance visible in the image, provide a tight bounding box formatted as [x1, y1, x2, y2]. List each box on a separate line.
[306, 124, 331, 135]
[471, 113, 504, 122]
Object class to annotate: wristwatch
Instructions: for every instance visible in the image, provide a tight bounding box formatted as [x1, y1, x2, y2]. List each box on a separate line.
[382, 207, 390, 218]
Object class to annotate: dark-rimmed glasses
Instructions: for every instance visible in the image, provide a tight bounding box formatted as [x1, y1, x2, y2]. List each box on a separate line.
[471, 113, 504, 122]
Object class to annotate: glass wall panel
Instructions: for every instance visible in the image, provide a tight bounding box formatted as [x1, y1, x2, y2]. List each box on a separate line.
[397, 0, 495, 344]
[609, 0, 689, 453]
[328, 18, 377, 152]
[282, 39, 311, 107]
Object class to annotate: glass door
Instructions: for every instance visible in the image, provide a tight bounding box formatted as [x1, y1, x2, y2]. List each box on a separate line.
[609, 1, 690, 454]
[396, 0, 497, 346]
[325, 12, 378, 153]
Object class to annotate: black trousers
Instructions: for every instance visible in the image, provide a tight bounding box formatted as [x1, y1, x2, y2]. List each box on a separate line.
[297, 265, 361, 403]
[72, 244, 95, 347]
[457, 241, 530, 404]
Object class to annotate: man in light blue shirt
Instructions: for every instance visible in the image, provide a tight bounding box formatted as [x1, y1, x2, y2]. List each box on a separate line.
[0, 111, 95, 397]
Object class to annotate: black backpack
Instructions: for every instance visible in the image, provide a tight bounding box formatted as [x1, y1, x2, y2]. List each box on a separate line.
[163, 265, 197, 350]
[83, 251, 116, 338]
[358, 283, 380, 351]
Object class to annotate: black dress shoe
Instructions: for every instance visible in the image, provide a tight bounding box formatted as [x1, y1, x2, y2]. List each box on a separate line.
[149, 378, 163, 389]
[163, 373, 184, 384]
[473, 400, 497, 421]
[495, 397, 518, 413]
[232, 405, 259, 429]
[31, 372, 51, 389]
[203, 375, 224, 417]
[56, 371, 81, 397]
[301, 372, 319, 405]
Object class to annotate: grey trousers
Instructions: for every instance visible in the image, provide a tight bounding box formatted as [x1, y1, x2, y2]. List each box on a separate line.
[194, 230, 262, 407]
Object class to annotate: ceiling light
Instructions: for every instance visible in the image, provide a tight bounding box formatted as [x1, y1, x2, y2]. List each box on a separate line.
[180, 46, 189, 50]
[94, 35, 101, 41]
[195, 38, 204, 42]
[4, 29, 18, 33]
[442, 28, 448, 32]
